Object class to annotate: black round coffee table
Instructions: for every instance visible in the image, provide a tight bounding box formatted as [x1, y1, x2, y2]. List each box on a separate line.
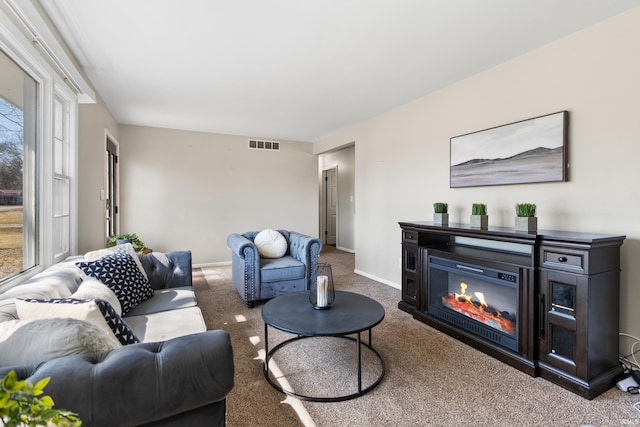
[262, 290, 385, 402]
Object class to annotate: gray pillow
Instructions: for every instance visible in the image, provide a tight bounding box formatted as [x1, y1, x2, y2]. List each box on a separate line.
[0, 318, 121, 367]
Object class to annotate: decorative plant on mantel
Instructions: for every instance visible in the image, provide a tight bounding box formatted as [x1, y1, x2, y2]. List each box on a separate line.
[515, 203, 536, 218]
[433, 202, 449, 226]
[470, 203, 488, 229]
[515, 203, 537, 232]
[0, 370, 82, 426]
[106, 233, 146, 253]
[471, 203, 487, 216]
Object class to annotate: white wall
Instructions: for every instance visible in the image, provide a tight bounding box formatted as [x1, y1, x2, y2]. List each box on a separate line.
[315, 8, 640, 349]
[77, 94, 119, 253]
[319, 145, 355, 251]
[118, 125, 319, 265]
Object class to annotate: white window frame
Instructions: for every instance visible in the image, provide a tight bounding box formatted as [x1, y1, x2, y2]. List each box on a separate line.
[52, 92, 76, 262]
[0, 4, 88, 287]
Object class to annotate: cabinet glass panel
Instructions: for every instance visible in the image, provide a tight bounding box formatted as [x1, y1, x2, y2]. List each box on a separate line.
[404, 277, 417, 300]
[551, 281, 575, 316]
[550, 325, 575, 362]
[405, 250, 416, 272]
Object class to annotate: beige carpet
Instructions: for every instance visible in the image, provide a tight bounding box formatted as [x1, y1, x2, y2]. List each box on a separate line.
[193, 246, 638, 427]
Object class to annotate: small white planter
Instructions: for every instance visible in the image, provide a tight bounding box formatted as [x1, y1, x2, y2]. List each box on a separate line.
[433, 213, 448, 226]
[515, 216, 537, 232]
[470, 214, 488, 229]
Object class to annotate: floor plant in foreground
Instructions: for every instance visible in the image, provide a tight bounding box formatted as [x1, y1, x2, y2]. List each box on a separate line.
[0, 370, 82, 427]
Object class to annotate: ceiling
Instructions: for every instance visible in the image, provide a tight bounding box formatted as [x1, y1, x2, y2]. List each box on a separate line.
[40, 0, 640, 142]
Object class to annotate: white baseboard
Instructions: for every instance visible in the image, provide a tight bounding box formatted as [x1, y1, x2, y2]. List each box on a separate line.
[354, 269, 400, 290]
[195, 261, 402, 292]
[336, 246, 355, 253]
[194, 261, 231, 268]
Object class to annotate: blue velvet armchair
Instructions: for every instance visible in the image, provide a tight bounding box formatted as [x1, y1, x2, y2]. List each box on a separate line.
[227, 230, 323, 307]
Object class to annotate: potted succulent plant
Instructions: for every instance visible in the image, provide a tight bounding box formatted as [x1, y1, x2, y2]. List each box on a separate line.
[433, 202, 448, 226]
[0, 370, 82, 426]
[515, 203, 537, 232]
[470, 203, 488, 229]
[106, 233, 146, 253]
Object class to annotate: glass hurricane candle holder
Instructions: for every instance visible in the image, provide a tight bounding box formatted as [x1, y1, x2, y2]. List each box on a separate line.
[309, 263, 335, 309]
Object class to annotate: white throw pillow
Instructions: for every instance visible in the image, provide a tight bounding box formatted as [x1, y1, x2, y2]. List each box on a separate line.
[84, 242, 148, 281]
[0, 318, 121, 367]
[16, 298, 140, 345]
[72, 277, 123, 315]
[254, 229, 287, 258]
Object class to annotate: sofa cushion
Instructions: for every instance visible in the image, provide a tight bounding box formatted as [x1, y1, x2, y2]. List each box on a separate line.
[124, 286, 197, 317]
[254, 229, 288, 258]
[16, 297, 140, 345]
[71, 277, 122, 315]
[0, 259, 83, 303]
[76, 251, 154, 315]
[138, 251, 193, 290]
[259, 255, 306, 283]
[84, 242, 148, 281]
[0, 300, 18, 323]
[0, 318, 121, 367]
[125, 306, 207, 343]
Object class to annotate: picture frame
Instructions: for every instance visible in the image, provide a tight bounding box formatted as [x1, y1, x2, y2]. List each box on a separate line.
[450, 111, 568, 188]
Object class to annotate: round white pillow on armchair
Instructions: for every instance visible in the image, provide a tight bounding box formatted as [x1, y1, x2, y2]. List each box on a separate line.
[254, 229, 287, 258]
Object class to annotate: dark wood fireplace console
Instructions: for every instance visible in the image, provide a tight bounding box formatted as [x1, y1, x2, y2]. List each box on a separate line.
[398, 221, 625, 399]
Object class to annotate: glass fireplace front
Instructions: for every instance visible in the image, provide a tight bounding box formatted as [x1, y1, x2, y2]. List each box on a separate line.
[427, 255, 519, 351]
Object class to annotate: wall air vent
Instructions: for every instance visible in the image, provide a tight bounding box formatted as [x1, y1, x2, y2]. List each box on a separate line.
[248, 139, 280, 151]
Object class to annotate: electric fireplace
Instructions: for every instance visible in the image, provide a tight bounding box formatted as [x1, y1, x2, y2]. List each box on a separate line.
[427, 255, 519, 352]
[400, 221, 626, 399]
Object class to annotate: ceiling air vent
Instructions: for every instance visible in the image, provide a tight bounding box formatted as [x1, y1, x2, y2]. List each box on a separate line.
[248, 139, 280, 151]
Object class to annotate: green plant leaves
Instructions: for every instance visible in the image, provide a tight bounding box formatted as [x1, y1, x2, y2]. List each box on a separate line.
[433, 202, 448, 214]
[515, 203, 536, 217]
[0, 370, 82, 426]
[471, 203, 487, 215]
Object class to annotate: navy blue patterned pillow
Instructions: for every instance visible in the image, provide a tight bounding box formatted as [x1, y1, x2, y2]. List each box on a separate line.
[94, 299, 139, 344]
[16, 297, 140, 345]
[77, 251, 154, 315]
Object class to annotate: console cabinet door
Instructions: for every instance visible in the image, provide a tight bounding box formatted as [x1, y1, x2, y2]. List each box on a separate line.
[539, 269, 588, 377]
[402, 243, 419, 307]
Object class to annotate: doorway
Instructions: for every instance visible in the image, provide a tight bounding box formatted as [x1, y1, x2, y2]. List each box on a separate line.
[322, 167, 337, 245]
[105, 133, 119, 238]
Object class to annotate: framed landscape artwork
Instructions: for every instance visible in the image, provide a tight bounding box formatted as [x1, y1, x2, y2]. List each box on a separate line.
[450, 111, 568, 188]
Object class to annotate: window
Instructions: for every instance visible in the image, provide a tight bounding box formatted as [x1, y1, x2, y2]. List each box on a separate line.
[0, 1, 92, 290]
[53, 96, 71, 258]
[0, 49, 37, 282]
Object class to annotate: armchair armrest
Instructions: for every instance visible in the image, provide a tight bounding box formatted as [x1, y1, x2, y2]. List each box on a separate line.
[289, 232, 323, 288]
[226, 233, 258, 260]
[226, 233, 260, 302]
[1, 330, 234, 427]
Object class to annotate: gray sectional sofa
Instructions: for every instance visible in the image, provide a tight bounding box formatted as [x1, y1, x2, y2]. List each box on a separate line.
[0, 248, 234, 427]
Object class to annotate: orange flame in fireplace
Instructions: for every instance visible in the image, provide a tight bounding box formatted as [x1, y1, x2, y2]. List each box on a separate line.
[444, 282, 516, 335]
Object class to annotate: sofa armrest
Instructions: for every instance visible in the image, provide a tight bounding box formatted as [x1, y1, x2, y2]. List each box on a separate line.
[139, 250, 192, 290]
[1, 330, 234, 427]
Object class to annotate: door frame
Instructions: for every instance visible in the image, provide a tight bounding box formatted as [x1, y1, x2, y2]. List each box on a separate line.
[320, 166, 338, 245]
[104, 129, 120, 239]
